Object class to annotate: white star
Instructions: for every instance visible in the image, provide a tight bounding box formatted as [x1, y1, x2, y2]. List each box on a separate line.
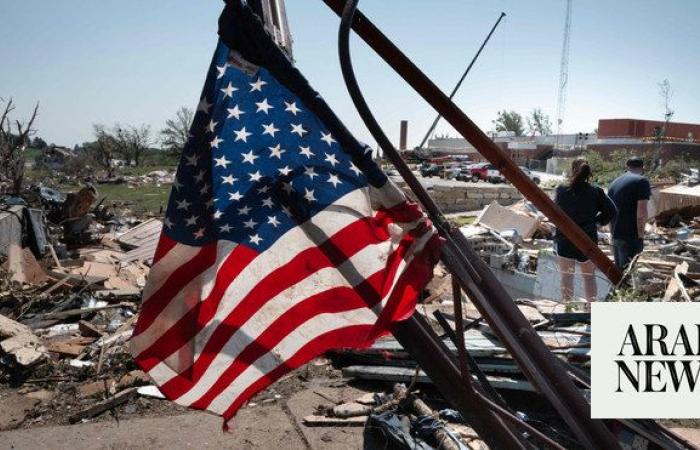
[281, 206, 293, 217]
[176, 199, 191, 210]
[163, 217, 174, 228]
[267, 215, 281, 227]
[349, 162, 362, 176]
[255, 98, 274, 114]
[261, 197, 274, 208]
[299, 146, 315, 159]
[228, 191, 243, 201]
[304, 166, 318, 180]
[210, 136, 224, 149]
[249, 77, 267, 92]
[227, 105, 245, 120]
[249, 234, 263, 245]
[219, 223, 233, 233]
[290, 123, 307, 137]
[185, 215, 198, 226]
[262, 122, 279, 137]
[216, 64, 227, 79]
[173, 178, 183, 191]
[268, 144, 285, 159]
[234, 126, 252, 142]
[214, 155, 231, 168]
[278, 165, 293, 176]
[207, 120, 218, 133]
[249, 171, 263, 182]
[257, 185, 271, 194]
[221, 174, 238, 185]
[281, 181, 294, 194]
[194, 170, 206, 183]
[199, 183, 210, 195]
[193, 227, 206, 239]
[185, 154, 199, 167]
[212, 209, 223, 220]
[238, 205, 251, 216]
[327, 173, 342, 188]
[304, 188, 317, 203]
[220, 82, 238, 98]
[205, 198, 214, 209]
[324, 153, 339, 167]
[241, 150, 259, 164]
[243, 218, 258, 229]
[321, 132, 336, 146]
[284, 101, 301, 115]
[197, 97, 212, 114]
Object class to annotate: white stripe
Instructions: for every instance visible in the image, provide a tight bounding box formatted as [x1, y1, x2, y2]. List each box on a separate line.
[207, 233, 432, 414]
[170, 240, 393, 405]
[132, 188, 372, 356]
[141, 243, 201, 302]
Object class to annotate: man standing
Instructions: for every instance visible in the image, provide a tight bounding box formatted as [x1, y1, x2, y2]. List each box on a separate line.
[607, 157, 651, 269]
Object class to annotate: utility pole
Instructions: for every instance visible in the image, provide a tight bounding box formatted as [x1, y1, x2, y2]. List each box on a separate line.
[555, 0, 572, 149]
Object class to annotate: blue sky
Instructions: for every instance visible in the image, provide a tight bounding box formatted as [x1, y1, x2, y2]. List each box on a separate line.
[2, 1, 698, 148]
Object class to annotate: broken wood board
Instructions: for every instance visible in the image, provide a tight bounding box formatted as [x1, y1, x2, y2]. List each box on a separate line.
[302, 415, 367, 427]
[2, 244, 48, 285]
[475, 201, 540, 239]
[68, 387, 138, 423]
[116, 218, 162, 249]
[0, 314, 48, 366]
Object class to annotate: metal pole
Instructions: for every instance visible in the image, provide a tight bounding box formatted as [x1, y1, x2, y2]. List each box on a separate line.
[417, 12, 506, 149]
[325, 0, 622, 286]
[332, 1, 621, 448]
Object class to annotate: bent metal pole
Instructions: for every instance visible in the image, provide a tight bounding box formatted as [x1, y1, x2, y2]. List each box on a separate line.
[325, 0, 622, 286]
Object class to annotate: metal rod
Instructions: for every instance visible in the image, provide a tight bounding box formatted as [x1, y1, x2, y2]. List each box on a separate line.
[417, 11, 506, 149]
[325, 0, 622, 286]
[331, 1, 621, 447]
[450, 279, 469, 382]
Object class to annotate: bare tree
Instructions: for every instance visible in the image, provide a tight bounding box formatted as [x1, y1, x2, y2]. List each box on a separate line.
[160, 106, 193, 156]
[125, 124, 152, 167]
[527, 108, 553, 136]
[653, 79, 674, 169]
[0, 98, 39, 193]
[88, 124, 118, 178]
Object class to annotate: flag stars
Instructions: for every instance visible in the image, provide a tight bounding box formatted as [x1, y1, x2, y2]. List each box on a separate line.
[249, 77, 267, 92]
[324, 153, 339, 167]
[255, 98, 274, 114]
[249, 171, 263, 182]
[194, 170, 206, 183]
[278, 165, 293, 176]
[199, 183, 211, 195]
[262, 122, 279, 137]
[227, 105, 245, 120]
[185, 154, 199, 167]
[219, 223, 233, 233]
[238, 205, 252, 216]
[221, 174, 238, 185]
[281, 181, 294, 194]
[268, 144, 285, 159]
[242, 150, 259, 164]
[212, 209, 224, 220]
[185, 215, 199, 227]
[220, 82, 238, 98]
[303, 166, 318, 180]
[327, 173, 342, 188]
[176, 199, 191, 211]
[290, 123, 307, 137]
[197, 97, 212, 114]
[214, 155, 231, 168]
[216, 64, 228, 79]
[257, 185, 271, 194]
[228, 191, 243, 201]
[349, 162, 362, 176]
[261, 197, 274, 208]
[163, 217, 174, 229]
[207, 120, 218, 133]
[284, 101, 302, 115]
[321, 131, 336, 146]
[193, 227, 206, 239]
[267, 215, 281, 227]
[173, 178, 183, 191]
[249, 234, 263, 245]
[243, 218, 258, 229]
[299, 146, 315, 159]
[210, 136, 224, 149]
[304, 188, 317, 203]
[234, 126, 252, 142]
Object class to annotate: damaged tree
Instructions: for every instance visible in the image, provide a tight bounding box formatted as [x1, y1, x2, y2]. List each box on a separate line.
[0, 98, 39, 194]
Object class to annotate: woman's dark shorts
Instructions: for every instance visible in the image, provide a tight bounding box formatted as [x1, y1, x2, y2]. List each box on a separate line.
[556, 232, 597, 263]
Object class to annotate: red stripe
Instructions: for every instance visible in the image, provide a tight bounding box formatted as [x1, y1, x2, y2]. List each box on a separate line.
[220, 325, 375, 421]
[133, 243, 218, 337]
[136, 216, 391, 381]
[152, 233, 178, 265]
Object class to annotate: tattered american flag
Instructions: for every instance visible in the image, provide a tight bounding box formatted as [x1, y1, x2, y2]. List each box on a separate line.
[130, 2, 440, 423]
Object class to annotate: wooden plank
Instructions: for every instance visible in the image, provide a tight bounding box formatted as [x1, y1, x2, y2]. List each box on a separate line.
[68, 387, 138, 423]
[116, 219, 163, 249]
[302, 415, 366, 427]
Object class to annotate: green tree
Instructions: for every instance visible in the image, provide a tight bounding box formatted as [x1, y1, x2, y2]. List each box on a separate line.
[492, 110, 524, 136]
[527, 108, 552, 136]
[160, 106, 193, 156]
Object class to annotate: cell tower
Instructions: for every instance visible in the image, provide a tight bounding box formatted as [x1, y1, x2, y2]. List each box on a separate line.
[555, 0, 572, 147]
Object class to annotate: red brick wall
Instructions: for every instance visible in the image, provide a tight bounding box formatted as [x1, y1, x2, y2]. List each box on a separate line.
[598, 119, 700, 140]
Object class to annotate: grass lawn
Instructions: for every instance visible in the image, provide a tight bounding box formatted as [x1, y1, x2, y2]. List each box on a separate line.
[95, 183, 171, 216]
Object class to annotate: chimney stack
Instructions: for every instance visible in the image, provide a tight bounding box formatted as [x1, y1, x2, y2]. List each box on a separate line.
[399, 120, 408, 150]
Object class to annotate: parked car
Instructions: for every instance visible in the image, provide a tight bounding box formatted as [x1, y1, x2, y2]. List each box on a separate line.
[485, 164, 506, 183]
[465, 162, 489, 182]
[519, 166, 541, 185]
[440, 164, 462, 180]
[420, 164, 440, 178]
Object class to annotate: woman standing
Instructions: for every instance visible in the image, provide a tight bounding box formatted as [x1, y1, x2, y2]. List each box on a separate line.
[554, 158, 617, 304]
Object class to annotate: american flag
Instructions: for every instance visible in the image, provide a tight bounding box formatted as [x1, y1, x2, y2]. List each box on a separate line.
[130, 3, 439, 424]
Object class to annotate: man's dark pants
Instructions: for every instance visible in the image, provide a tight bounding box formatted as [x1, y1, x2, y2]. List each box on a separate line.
[613, 239, 644, 269]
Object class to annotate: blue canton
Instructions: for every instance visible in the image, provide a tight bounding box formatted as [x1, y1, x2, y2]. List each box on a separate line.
[164, 41, 368, 251]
